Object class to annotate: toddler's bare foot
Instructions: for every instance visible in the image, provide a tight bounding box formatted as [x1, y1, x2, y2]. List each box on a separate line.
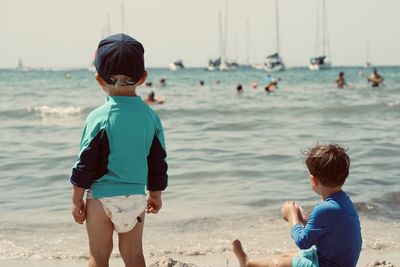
[232, 239, 248, 267]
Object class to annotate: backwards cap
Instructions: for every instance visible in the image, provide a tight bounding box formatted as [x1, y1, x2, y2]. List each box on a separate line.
[95, 33, 145, 85]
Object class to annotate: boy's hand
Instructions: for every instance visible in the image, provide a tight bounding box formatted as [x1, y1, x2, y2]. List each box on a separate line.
[146, 191, 162, 214]
[281, 201, 301, 227]
[295, 203, 309, 226]
[281, 201, 297, 220]
[72, 199, 86, 224]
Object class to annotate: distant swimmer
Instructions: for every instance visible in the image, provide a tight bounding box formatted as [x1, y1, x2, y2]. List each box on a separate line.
[145, 81, 153, 87]
[368, 68, 384, 87]
[236, 84, 244, 94]
[265, 81, 277, 93]
[263, 75, 279, 93]
[335, 72, 348, 89]
[251, 82, 257, 89]
[199, 80, 204, 86]
[144, 91, 165, 105]
[159, 78, 166, 87]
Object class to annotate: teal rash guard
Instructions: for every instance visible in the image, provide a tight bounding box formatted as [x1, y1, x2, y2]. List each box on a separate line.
[291, 190, 362, 267]
[70, 96, 168, 198]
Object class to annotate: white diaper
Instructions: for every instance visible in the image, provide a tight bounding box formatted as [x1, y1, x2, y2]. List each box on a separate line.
[86, 190, 146, 233]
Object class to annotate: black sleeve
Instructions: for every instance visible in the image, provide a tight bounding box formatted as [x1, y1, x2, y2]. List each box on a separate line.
[70, 129, 109, 189]
[147, 134, 168, 191]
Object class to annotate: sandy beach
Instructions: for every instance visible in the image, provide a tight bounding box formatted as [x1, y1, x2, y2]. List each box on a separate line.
[1, 249, 399, 267]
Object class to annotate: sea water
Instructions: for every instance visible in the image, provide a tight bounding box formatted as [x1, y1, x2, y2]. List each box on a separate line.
[0, 67, 399, 260]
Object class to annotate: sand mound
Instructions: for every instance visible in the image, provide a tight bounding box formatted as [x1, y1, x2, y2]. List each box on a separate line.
[150, 256, 197, 267]
[365, 260, 397, 267]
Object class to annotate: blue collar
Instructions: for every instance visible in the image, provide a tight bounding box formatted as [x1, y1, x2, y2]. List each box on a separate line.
[106, 95, 143, 104]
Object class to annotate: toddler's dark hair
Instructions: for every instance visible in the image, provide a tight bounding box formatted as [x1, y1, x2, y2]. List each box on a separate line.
[304, 144, 350, 187]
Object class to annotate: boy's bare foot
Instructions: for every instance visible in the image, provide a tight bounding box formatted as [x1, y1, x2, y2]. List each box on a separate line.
[232, 239, 248, 267]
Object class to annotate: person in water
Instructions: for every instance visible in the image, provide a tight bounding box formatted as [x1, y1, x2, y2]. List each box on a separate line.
[368, 68, 384, 87]
[335, 72, 348, 88]
[236, 84, 244, 94]
[144, 91, 165, 105]
[159, 78, 166, 87]
[232, 144, 362, 267]
[265, 80, 278, 93]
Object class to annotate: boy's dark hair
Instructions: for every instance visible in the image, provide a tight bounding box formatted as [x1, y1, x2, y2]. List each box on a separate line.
[304, 144, 350, 187]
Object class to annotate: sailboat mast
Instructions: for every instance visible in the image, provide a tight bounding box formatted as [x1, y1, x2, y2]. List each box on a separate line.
[322, 0, 326, 56]
[223, 0, 228, 63]
[275, 0, 280, 54]
[218, 10, 224, 62]
[246, 19, 250, 64]
[315, 0, 320, 56]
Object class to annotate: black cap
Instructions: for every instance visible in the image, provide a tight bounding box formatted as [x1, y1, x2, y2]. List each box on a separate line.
[95, 33, 145, 85]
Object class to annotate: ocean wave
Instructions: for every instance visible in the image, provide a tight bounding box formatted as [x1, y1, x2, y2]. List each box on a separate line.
[355, 192, 400, 219]
[386, 100, 400, 107]
[30, 105, 84, 117]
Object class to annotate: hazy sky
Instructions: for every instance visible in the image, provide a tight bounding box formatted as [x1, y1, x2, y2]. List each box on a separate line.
[2, 0, 399, 68]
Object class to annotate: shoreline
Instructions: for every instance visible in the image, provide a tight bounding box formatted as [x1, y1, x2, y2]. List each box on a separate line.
[1, 249, 398, 267]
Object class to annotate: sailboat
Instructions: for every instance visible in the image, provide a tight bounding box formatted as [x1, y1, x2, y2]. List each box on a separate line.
[89, 2, 129, 73]
[168, 59, 185, 71]
[208, 1, 236, 71]
[264, 0, 285, 72]
[309, 0, 331, 71]
[16, 57, 30, 71]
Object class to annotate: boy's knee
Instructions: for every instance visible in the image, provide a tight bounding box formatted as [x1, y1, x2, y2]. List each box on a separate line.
[89, 247, 113, 264]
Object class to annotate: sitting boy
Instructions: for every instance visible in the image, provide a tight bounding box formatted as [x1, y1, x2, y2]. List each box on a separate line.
[233, 144, 362, 267]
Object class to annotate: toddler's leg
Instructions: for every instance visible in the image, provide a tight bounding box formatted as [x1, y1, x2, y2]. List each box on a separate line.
[233, 239, 294, 267]
[118, 212, 146, 267]
[86, 199, 114, 267]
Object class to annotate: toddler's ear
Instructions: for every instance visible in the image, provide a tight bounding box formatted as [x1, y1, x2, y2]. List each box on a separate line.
[95, 73, 107, 86]
[95, 73, 110, 94]
[137, 71, 148, 86]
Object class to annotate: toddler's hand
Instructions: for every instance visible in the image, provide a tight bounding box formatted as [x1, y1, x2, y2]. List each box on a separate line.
[146, 195, 162, 214]
[72, 199, 86, 224]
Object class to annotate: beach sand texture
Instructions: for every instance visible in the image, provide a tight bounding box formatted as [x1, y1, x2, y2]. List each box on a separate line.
[0, 253, 399, 267]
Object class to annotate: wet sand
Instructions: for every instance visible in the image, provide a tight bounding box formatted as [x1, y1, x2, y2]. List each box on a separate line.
[1, 249, 399, 267]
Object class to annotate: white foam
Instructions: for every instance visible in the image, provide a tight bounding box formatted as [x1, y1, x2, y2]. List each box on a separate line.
[30, 105, 83, 117]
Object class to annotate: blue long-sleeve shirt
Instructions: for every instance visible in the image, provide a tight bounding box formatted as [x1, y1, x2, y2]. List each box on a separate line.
[291, 191, 362, 267]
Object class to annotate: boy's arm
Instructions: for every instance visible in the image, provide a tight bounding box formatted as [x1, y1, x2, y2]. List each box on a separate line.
[70, 128, 108, 189]
[146, 117, 168, 214]
[72, 185, 86, 224]
[147, 117, 168, 192]
[290, 205, 328, 249]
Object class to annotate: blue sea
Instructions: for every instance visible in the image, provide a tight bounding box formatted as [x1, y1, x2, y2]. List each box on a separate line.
[0, 67, 399, 261]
